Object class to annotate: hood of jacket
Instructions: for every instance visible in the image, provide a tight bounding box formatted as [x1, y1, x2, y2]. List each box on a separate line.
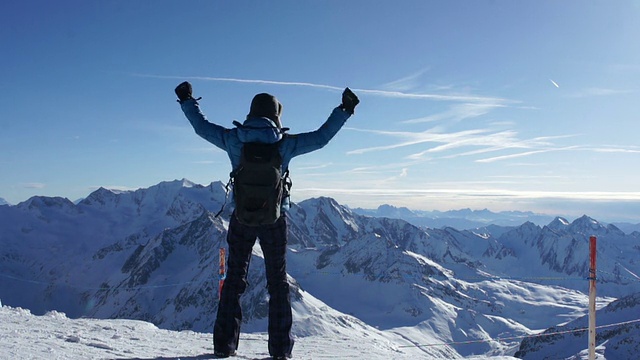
[235, 117, 284, 144]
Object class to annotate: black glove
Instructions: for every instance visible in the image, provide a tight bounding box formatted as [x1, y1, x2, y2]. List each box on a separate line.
[175, 81, 200, 103]
[340, 87, 359, 115]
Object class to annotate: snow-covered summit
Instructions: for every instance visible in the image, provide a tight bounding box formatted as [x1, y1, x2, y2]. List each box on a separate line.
[17, 194, 73, 208]
[568, 214, 610, 234]
[548, 216, 571, 230]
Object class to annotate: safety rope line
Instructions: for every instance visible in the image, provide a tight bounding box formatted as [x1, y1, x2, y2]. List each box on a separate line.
[310, 270, 589, 282]
[0, 273, 203, 291]
[4, 268, 639, 291]
[588, 249, 640, 283]
[597, 269, 640, 283]
[398, 318, 640, 348]
[1, 261, 639, 292]
[311, 268, 639, 283]
[0, 270, 593, 292]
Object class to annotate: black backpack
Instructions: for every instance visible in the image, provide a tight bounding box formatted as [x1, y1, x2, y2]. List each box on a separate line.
[231, 140, 290, 226]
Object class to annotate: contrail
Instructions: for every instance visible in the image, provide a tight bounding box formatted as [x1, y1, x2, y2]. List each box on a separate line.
[133, 73, 343, 91]
[133, 73, 510, 103]
[549, 79, 560, 88]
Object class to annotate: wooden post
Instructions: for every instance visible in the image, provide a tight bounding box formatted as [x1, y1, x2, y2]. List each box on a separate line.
[588, 236, 597, 360]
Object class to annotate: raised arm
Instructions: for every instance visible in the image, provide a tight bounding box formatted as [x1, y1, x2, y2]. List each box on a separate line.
[175, 81, 231, 151]
[284, 88, 360, 158]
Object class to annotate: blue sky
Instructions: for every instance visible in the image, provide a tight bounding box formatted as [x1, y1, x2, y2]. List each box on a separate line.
[2, 1, 640, 222]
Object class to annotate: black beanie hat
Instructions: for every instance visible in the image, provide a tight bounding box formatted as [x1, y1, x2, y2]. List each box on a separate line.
[247, 93, 283, 128]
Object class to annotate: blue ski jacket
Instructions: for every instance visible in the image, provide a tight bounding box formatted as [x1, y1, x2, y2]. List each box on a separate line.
[180, 98, 351, 208]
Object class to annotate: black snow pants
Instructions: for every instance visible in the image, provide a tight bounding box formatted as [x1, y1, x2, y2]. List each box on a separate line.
[213, 212, 294, 357]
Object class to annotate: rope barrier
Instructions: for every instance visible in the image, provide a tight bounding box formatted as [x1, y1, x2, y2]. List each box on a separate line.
[588, 249, 640, 283]
[1, 268, 635, 292]
[310, 270, 589, 283]
[597, 269, 640, 283]
[0, 273, 204, 291]
[398, 318, 640, 349]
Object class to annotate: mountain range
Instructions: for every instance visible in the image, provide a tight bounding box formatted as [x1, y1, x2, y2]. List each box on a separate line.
[352, 204, 556, 228]
[1, 178, 639, 359]
[353, 204, 640, 234]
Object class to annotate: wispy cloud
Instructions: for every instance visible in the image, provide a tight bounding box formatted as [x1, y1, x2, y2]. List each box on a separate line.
[406, 130, 519, 160]
[475, 146, 579, 163]
[488, 174, 565, 180]
[343, 159, 428, 175]
[347, 126, 571, 156]
[297, 162, 333, 170]
[380, 167, 409, 183]
[346, 124, 587, 164]
[592, 146, 640, 154]
[380, 68, 431, 92]
[402, 103, 506, 124]
[609, 63, 640, 74]
[22, 183, 45, 189]
[345, 127, 490, 155]
[475, 142, 640, 163]
[353, 88, 507, 103]
[567, 87, 633, 98]
[181, 146, 225, 155]
[294, 186, 640, 201]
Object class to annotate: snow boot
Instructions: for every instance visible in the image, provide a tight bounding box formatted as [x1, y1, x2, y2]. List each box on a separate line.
[214, 350, 236, 358]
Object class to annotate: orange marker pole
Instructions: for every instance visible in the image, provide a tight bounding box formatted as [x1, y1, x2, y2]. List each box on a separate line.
[219, 248, 226, 300]
[588, 236, 597, 360]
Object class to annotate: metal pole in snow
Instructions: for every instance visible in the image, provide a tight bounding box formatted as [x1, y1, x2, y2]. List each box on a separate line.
[219, 248, 226, 300]
[588, 236, 597, 360]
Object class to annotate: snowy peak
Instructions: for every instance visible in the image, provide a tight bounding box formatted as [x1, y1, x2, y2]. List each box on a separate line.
[547, 216, 571, 231]
[77, 179, 226, 225]
[80, 179, 212, 208]
[375, 204, 416, 218]
[79, 187, 119, 207]
[565, 215, 626, 237]
[496, 221, 541, 248]
[291, 196, 360, 246]
[299, 196, 346, 212]
[568, 214, 604, 233]
[15, 196, 79, 218]
[545, 215, 623, 238]
[0, 197, 8, 206]
[145, 178, 202, 196]
[18, 195, 75, 209]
